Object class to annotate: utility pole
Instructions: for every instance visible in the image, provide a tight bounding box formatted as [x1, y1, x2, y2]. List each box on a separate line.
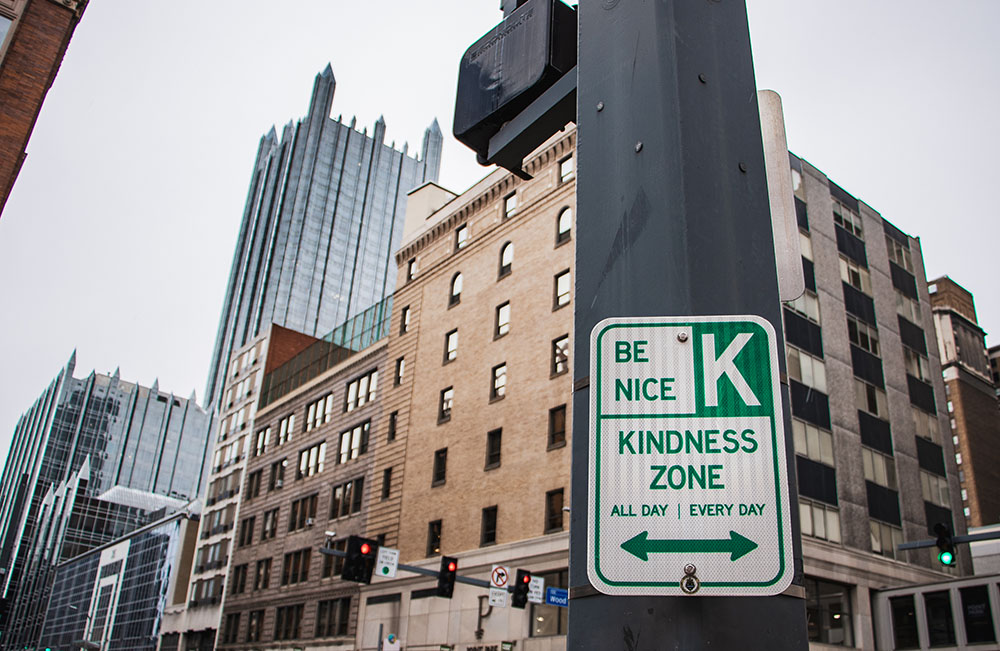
[568, 1, 807, 648]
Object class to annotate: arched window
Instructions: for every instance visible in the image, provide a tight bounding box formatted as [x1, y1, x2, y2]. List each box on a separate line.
[557, 208, 572, 244]
[499, 242, 513, 278]
[450, 273, 463, 306]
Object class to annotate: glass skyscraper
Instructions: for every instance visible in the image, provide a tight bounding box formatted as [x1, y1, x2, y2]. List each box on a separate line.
[204, 64, 443, 410]
[0, 352, 213, 647]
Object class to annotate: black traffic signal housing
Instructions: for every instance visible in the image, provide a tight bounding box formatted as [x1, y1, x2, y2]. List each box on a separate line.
[512, 568, 532, 608]
[341, 535, 379, 583]
[934, 522, 955, 566]
[437, 556, 458, 598]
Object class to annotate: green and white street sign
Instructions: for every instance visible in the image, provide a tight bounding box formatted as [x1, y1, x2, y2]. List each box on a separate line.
[587, 316, 793, 596]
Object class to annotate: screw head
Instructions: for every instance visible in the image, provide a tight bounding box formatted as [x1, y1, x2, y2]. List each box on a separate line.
[683, 563, 697, 575]
[677, 332, 689, 342]
[698, 73, 707, 83]
[635, 142, 643, 153]
[596, 101, 605, 112]
[739, 162, 748, 173]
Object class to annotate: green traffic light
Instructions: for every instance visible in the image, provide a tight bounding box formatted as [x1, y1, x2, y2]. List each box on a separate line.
[938, 550, 954, 565]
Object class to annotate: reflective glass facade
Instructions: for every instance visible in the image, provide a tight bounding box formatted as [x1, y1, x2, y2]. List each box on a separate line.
[205, 65, 442, 410]
[0, 354, 213, 647]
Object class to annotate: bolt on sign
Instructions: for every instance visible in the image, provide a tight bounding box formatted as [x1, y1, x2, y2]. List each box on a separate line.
[587, 316, 793, 596]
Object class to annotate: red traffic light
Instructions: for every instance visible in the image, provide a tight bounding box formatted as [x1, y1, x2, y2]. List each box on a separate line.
[360, 543, 371, 555]
[523, 574, 531, 583]
[448, 561, 457, 572]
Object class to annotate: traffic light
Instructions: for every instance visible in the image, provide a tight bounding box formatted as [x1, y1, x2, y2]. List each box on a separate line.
[341, 535, 379, 583]
[512, 569, 532, 608]
[934, 522, 955, 566]
[437, 556, 458, 598]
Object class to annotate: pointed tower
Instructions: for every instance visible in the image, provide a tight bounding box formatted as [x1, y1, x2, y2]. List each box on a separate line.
[421, 117, 444, 184]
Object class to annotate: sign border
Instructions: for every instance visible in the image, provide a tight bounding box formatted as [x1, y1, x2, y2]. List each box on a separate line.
[587, 315, 792, 594]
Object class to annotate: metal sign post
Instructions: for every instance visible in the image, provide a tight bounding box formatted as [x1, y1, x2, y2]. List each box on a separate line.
[569, 0, 807, 646]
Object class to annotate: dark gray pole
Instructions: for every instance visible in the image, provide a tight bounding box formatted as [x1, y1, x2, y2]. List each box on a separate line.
[569, 1, 807, 648]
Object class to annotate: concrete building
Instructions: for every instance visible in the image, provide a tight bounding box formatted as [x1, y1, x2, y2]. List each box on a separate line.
[0, 354, 213, 648]
[928, 277, 1000, 527]
[37, 505, 201, 651]
[0, 0, 87, 217]
[204, 64, 443, 412]
[214, 301, 391, 650]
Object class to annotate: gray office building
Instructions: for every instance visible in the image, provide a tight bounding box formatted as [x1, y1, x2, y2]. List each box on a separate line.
[204, 64, 443, 410]
[0, 353, 213, 648]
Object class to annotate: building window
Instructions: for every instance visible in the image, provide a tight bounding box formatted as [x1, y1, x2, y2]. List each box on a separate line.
[427, 520, 443, 556]
[345, 369, 378, 412]
[450, 272, 463, 306]
[486, 428, 502, 469]
[921, 470, 950, 507]
[870, 519, 903, 559]
[545, 488, 565, 532]
[253, 427, 271, 457]
[329, 477, 364, 518]
[804, 577, 853, 646]
[960, 585, 997, 644]
[896, 290, 921, 323]
[456, 224, 468, 251]
[394, 357, 405, 385]
[444, 329, 458, 363]
[833, 200, 863, 239]
[554, 270, 571, 308]
[923, 591, 956, 647]
[792, 419, 834, 466]
[530, 569, 568, 637]
[400, 306, 411, 334]
[316, 597, 351, 637]
[337, 421, 369, 464]
[387, 411, 398, 441]
[246, 469, 262, 499]
[559, 155, 574, 182]
[382, 467, 392, 500]
[246, 609, 265, 642]
[306, 394, 335, 431]
[274, 603, 304, 640]
[222, 613, 240, 644]
[278, 413, 296, 445]
[269, 458, 286, 490]
[321, 540, 346, 578]
[261, 508, 279, 540]
[855, 379, 888, 418]
[885, 235, 913, 272]
[253, 559, 272, 590]
[237, 516, 255, 547]
[288, 493, 318, 531]
[297, 441, 326, 479]
[491, 363, 507, 400]
[552, 335, 570, 376]
[281, 549, 311, 586]
[496, 301, 511, 338]
[840, 256, 872, 295]
[504, 192, 518, 218]
[556, 208, 572, 244]
[862, 447, 897, 489]
[785, 291, 821, 323]
[903, 346, 931, 381]
[497, 241, 514, 278]
[432, 448, 448, 486]
[230, 565, 247, 595]
[549, 405, 567, 448]
[799, 231, 814, 261]
[439, 387, 454, 422]
[799, 498, 841, 543]
[847, 316, 880, 356]
[407, 257, 417, 281]
[481, 506, 498, 546]
[786, 346, 827, 393]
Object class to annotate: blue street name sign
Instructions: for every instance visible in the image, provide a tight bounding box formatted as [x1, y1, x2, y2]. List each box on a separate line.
[545, 586, 569, 607]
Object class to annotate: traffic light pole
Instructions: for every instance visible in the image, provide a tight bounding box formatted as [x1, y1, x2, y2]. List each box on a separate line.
[568, 1, 807, 647]
[318, 547, 497, 591]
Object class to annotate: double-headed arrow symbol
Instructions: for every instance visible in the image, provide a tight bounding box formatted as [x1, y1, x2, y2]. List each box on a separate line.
[621, 530, 758, 561]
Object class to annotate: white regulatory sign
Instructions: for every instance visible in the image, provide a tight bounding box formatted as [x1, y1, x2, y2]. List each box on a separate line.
[587, 316, 792, 596]
[527, 575, 545, 604]
[374, 546, 399, 578]
[489, 586, 508, 608]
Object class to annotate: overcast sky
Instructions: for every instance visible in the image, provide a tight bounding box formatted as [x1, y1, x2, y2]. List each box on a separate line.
[1, 1, 997, 461]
